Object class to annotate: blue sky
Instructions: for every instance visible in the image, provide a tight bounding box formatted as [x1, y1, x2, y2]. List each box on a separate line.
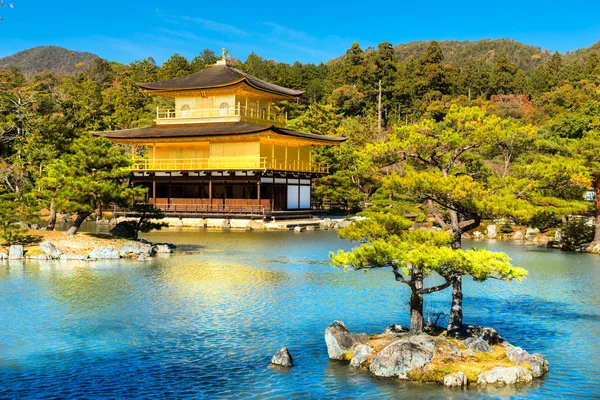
[1, 1, 600, 65]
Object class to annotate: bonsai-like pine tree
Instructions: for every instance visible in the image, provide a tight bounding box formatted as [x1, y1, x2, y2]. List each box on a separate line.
[40, 134, 142, 235]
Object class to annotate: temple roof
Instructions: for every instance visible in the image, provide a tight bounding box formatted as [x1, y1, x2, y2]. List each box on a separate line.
[93, 122, 346, 144]
[137, 63, 305, 97]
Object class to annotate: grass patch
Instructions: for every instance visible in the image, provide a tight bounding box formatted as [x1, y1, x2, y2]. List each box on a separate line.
[407, 344, 519, 383]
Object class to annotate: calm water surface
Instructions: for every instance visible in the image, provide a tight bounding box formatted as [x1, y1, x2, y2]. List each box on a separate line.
[0, 229, 599, 399]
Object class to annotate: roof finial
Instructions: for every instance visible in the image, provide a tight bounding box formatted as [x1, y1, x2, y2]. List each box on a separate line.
[217, 48, 230, 65]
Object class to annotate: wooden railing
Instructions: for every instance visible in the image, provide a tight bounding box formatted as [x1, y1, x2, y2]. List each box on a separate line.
[131, 157, 329, 173]
[156, 104, 287, 124]
[112, 203, 266, 217]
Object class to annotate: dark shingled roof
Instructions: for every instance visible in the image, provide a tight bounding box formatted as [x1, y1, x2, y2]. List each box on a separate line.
[137, 64, 305, 97]
[93, 122, 346, 143]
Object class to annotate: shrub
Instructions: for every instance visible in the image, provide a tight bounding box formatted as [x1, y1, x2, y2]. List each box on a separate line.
[500, 222, 513, 234]
[561, 219, 595, 251]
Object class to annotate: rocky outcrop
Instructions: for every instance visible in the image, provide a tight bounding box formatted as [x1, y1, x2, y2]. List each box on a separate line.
[8, 245, 24, 260]
[325, 322, 547, 387]
[477, 366, 533, 385]
[270, 348, 293, 367]
[444, 371, 468, 388]
[40, 241, 62, 258]
[369, 334, 435, 379]
[512, 231, 524, 240]
[324, 321, 368, 360]
[294, 226, 305, 232]
[118, 241, 153, 258]
[88, 246, 120, 260]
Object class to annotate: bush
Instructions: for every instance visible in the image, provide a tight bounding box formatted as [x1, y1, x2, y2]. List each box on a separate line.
[530, 210, 559, 231]
[500, 222, 513, 234]
[561, 219, 595, 251]
[415, 214, 428, 223]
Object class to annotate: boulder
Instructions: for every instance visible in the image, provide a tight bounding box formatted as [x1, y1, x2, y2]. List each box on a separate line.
[154, 244, 173, 254]
[477, 366, 533, 385]
[294, 226, 305, 232]
[30, 223, 42, 230]
[472, 231, 483, 240]
[40, 241, 62, 258]
[506, 347, 548, 377]
[512, 231, 524, 240]
[369, 335, 435, 378]
[461, 232, 472, 240]
[337, 220, 353, 229]
[306, 226, 315, 232]
[320, 218, 332, 229]
[554, 229, 562, 242]
[443, 371, 468, 388]
[486, 224, 497, 239]
[350, 344, 374, 368]
[463, 337, 494, 353]
[461, 325, 505, 345]
[382, 324, 409, 335]
[270, 347, 293, 368]
[526, 228, 540, 240]
[324, 321, 368, 360]
[88, 246, 120, 260]
[118, 241, 153, 257]
[109, 221, 137, 239]
[8, 245, 24, 260]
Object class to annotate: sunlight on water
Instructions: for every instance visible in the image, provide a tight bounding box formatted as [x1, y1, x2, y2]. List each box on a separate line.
[0, 231, 599, 398]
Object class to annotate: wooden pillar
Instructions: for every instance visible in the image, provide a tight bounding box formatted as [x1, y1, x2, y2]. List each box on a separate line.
[271, 181, 275, 211]
[152, 175, 156, 205]
[168, 182, 172, 206]
[257, 179, 261, 204]
[209, 177, 213, 204]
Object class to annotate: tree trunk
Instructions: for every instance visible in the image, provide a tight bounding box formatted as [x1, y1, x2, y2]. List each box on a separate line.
[46, 199, 57, 231]
[409, 268, 424, 333]
[65, 212, 91, 236]
[447, 209, 464, 334]
[447, 273, 463, 336]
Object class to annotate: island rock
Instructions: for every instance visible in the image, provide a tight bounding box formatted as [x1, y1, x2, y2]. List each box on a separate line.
[477, 366, 533, 385]
[270, 347, 293, 367]
[40, 241, 62, 258]
[324, 321, 368, 360]
[506, 346, 548, 377]
[89, 246, 120, 260]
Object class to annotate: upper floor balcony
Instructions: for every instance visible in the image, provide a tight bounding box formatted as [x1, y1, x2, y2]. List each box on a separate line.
[156, 104, 288, 127]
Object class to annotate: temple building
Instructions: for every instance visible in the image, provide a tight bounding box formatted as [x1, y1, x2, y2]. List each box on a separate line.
[95, 52, 345, 219]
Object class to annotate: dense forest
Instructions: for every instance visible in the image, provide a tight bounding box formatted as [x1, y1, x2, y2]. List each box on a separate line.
[1, 40, 600, 248]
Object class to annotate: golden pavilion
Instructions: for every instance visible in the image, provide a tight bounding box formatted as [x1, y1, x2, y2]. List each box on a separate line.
[95, 53, 345, 219]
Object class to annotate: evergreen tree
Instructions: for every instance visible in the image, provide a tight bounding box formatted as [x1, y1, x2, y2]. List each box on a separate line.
[157, 54, 191, 81]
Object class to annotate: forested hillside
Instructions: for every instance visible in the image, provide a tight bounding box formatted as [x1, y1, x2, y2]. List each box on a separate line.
[0, 46, 101, 75]
[2, 39, 600, 247]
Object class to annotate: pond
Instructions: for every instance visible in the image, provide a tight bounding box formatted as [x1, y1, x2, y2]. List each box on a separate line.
[0, 229, 599, 398]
